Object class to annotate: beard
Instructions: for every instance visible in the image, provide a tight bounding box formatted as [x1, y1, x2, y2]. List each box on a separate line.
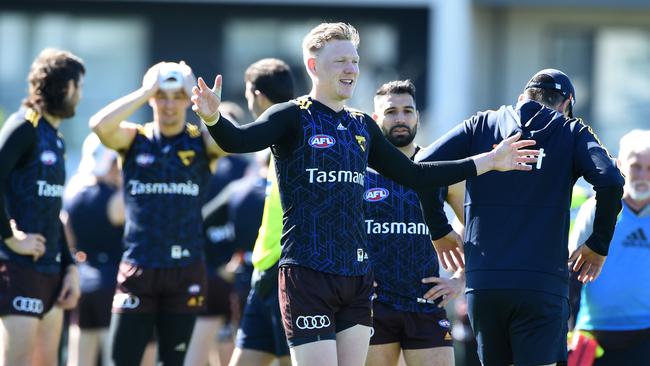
[627, 180, 650, 201]
[53, 98, 77, 119]
[383, 124, 417, 147]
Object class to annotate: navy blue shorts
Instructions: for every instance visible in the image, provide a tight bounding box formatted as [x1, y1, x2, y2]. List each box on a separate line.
[467, 289, 569, 366]
[235, 283, 289, 356]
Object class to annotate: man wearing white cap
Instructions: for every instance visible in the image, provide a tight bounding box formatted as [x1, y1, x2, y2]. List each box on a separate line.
[90, 61, 224, 365]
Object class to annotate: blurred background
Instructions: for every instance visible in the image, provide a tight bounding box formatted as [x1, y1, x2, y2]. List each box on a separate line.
[2, 0, 649, 172]
[2, 1, 648, 365]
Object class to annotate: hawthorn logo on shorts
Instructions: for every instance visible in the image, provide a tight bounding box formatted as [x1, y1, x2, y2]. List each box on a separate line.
[295, 315, 331, 330]
[12, 296, 44, 314]
[364, 188, 389, 202]
[40, 150, 57, 165]
[439, 319, 451, 328]
[112, 293, 141, 309]
[309, 134, 336, 149]
[187, 296, 204, 308]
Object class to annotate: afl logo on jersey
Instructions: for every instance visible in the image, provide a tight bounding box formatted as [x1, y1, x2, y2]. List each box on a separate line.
[309, 135, 336, 149]
[364, 188, 389, 202]
[40, 150, 57, 165]
[135, 153, 155, 167]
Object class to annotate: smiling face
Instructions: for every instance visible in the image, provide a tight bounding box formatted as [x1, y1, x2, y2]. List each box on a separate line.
[309, 39, 359, 105]
[149, 88, 190, 127]
[373, 93, 419, 147]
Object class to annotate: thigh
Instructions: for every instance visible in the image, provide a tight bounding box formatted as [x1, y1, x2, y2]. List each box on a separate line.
[160, 262, 207, 314]
[278, 266, 337, 346]
[403, 346, 454, 366]
[0, 315, 39, 364]
[336, 324, 373, 366]
[466, 291, 513, 366]
[290, 339, 337, 366]
[33, 306, 64, 366]
[510, 291, 568, 366]
[401, 310, 453, 350]
[366, 342, 401, 366]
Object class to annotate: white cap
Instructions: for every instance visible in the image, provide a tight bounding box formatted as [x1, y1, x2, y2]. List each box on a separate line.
[78, 133, 118, 177]
[158, 61, 196, 96]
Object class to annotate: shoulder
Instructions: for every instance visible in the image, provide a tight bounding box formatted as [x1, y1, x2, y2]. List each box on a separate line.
[0, 108, 38, 143]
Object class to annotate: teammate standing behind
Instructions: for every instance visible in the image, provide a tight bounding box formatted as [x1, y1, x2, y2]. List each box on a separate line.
[570, 129, 650, 366]
[191, 22, 539, 366]
[416, 68, 625, 366]
[365, 80, 464, 366]
[90, 61, 224, 366]
[227, 58, 294, 366]
[0, 48, 82, 366]
[63, 133, 124, 366]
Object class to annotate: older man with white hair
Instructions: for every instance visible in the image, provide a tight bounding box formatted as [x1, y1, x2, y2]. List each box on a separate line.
[570, 129, 650, 366]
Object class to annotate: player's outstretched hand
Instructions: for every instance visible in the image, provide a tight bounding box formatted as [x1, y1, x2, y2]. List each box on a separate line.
[191, 75, 222, 124]
[492, 132, 539, 172]
[568, 244, 606, 283]
[421, 272, 465, 308]
[433, 230, 464, 272]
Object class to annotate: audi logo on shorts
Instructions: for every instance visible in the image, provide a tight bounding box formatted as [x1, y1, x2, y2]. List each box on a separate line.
[295, 315, 331, 330]
[112, 293, 141, 309]
[12, 296, 44, 314]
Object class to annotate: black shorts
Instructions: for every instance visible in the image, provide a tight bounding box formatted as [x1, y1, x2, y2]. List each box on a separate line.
[73, 287, 114, 329]
[0, 261, 61, 319]
[467, 289, 569, 366]
[278, 265, 373, 346]
[112, 261, 207, 314]
[235, 284, 289, 356]
[370, 300, 453, 349]
[201, 271, 233, 317]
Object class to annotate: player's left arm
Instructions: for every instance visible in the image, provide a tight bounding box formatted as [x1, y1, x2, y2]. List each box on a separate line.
[57, 218, 80, 309]
[570, 122, 624, 282]
[201, 126, 228, 162]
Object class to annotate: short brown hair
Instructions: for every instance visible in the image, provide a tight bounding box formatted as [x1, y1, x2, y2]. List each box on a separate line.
[244, 58, 295, 104]
[23, 48, 85, 117]
[302, 22, 360, 57]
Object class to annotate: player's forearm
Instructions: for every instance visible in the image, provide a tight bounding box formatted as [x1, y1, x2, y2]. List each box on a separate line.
[90, 88, 151, 139]
[585, 184, 624, 256]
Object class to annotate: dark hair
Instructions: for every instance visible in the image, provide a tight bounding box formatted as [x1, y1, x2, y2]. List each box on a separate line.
[523, 74, 567, 109]
[375, 79, 416, 101]
[23, 48, 85, 117]
[244, 58, 295, 104]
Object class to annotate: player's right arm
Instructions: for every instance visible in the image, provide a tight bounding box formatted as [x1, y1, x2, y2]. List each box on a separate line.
[570, 122, 624, 282]
[0, 118, 46, 260]
[192, 76, 299, 153]
[89, 64, 162, 152]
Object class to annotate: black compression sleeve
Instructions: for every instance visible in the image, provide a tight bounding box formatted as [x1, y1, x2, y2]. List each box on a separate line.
[367, 121, 476, 189]
[0, 119, 36, 239]
[206, 102, 299, 154]
[584, 185, 624, 256]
